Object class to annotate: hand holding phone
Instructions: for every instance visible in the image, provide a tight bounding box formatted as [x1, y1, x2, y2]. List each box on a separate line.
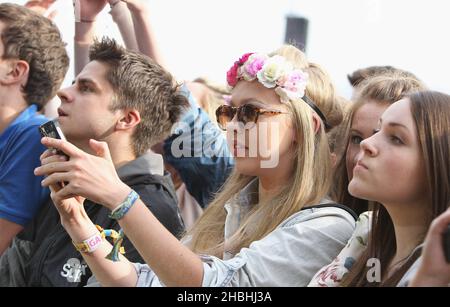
[38, 120, 68, 158]
[38, 120, 69, 187]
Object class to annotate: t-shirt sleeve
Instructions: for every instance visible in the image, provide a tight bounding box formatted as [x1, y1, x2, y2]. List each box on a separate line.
[0, 126, 49, 226]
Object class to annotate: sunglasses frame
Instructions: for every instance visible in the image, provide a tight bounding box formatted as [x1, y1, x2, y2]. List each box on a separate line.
[215, 104, 288, 130]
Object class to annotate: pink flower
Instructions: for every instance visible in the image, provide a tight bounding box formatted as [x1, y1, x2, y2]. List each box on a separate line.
[279, 70, 308, 92]
[243, 54, 267, 80]
[227, 53, 254, 87]
[238, 53, 253, 65]
[227, 63, 239, 87]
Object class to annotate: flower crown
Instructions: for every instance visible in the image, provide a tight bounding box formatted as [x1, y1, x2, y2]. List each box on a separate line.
[226, 53, 330, 129]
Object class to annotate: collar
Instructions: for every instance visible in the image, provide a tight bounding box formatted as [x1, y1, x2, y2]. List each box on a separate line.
[116, 150, 164, 180]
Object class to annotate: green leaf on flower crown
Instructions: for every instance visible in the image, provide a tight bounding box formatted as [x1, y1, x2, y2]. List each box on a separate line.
[356, 236, 367, 246]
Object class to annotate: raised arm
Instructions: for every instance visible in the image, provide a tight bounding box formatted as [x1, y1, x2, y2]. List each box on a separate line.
[35, 137, 203, 287]
[74, 0, 108, 76]
[121, 0, 165, 66]
[107, 0, 139, 51]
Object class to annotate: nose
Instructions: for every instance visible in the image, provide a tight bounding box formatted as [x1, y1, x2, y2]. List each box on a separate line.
[360, 134, 378, 157]
[57, 86, 73, 104]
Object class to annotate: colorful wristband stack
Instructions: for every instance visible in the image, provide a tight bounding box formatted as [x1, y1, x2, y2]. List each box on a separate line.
[72, 232, 103, 254]
[108, 190, 140, 220]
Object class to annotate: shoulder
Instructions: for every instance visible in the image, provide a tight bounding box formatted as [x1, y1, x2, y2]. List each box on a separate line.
[3, 115, 47, 148]
[280, 205, 357, 229]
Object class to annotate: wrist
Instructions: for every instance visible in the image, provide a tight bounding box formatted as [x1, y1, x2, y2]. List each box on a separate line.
[63, 216, 99, 244]
[104, 183, 133, 211]
[75, 21, 95, 42]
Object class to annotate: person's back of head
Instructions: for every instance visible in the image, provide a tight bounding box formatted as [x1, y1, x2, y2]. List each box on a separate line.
[347, 65, 421, 89]
[88, 38, 188, 156]
[0, 3, 68, 110]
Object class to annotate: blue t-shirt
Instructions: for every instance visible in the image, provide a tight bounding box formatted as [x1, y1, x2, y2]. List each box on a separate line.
[0, 105, 50, 226]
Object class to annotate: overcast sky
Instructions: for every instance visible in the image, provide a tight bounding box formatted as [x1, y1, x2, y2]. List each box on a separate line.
[5, 0, 450, 98]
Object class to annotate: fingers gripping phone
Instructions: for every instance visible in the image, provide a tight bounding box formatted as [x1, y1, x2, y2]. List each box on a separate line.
[38, 120, 69, 188]
[38, 120, 68, 158]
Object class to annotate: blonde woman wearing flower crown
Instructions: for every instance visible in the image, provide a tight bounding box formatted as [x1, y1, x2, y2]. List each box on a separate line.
[36, 45, 356, 286]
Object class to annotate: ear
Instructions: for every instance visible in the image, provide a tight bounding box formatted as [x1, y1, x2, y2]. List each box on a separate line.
[0, 60, 29, 87]
[312, 113, 322, 134]
[116, 109, 141, 131]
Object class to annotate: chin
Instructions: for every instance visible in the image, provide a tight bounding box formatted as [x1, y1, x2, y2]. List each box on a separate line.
[234, 158, 262, 177]
[348, 179, 366, 199]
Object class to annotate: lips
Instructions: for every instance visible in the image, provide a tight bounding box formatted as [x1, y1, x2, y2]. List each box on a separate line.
[57, 108, 68, 117]
[355, 160, 369, 170]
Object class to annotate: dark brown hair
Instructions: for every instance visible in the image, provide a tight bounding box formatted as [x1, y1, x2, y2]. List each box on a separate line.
[89, 37, 188, 156]
[342, 91, 450, 286]
[0, 3, 68, 110]
[331, 73, 427, 216]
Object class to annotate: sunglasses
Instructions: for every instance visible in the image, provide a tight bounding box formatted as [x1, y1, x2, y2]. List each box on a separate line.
[215, 104, 288, 130]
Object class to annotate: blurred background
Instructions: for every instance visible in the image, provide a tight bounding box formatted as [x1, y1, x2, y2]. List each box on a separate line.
[5, 0, 450, 98]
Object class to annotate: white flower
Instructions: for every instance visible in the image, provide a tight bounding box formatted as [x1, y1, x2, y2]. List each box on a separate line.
[257, 55, 292, 88]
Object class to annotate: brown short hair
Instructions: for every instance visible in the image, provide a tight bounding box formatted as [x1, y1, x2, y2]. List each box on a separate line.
[89, 38, 188, 156]
[347, 65, 420, 88]
[0, 3, 69, 110]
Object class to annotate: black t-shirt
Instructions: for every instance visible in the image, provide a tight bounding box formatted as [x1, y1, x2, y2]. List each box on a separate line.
[16, 172, 185, 287]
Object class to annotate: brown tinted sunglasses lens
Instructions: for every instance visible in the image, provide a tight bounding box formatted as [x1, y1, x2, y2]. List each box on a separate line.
[240, 104, 259, 124]
[216, 105, 235, 129]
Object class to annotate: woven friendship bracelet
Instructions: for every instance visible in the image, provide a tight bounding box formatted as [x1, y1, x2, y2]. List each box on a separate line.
[108, 190, 139, 220]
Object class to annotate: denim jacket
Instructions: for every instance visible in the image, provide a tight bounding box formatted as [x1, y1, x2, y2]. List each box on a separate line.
[123, 179, 356, 287]
[163, 85, 234, 208]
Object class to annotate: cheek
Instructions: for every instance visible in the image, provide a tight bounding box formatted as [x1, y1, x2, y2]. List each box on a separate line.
[260, 119, 294, 157]
[346, 144, 358, 180]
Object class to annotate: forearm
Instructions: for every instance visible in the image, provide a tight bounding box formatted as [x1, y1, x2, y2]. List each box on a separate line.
[116, 199, 204, 286]
[0, 218, 24, 256]
[64, 217, 138, 287]
[74, 21, 96, 76]
[109, 1, 139, 51]
[128, 6, 165, 67]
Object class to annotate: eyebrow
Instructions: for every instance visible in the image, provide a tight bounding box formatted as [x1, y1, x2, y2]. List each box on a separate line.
[77, 78, 102, 92]
[231, 98, 268, 108]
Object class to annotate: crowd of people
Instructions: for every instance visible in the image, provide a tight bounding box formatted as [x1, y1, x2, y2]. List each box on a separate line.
[0, 1, 449, 287]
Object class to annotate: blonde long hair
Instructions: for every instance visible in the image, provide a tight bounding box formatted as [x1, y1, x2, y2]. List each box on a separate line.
[184, 45, 344, 258]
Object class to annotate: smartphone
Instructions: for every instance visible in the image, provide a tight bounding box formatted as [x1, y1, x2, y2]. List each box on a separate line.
[444, 224, 450, 263]
[38, 120, 68, 158]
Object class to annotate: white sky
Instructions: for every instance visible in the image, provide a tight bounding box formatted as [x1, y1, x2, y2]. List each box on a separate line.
[5, 0, 450, 98]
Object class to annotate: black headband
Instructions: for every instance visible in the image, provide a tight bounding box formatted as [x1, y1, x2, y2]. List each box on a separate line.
[302, 95, 331, 130]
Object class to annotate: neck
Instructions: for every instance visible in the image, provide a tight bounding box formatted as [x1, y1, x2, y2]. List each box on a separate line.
[70, 136, 137, 169]
[0, 90, 28, 134]
[257, 151, 295, 204]
[258, 172, 290, 205]
[384, 200, 429, 270]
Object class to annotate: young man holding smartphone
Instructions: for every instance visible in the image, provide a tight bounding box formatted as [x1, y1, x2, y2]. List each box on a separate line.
[0, 37, 187, 287]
